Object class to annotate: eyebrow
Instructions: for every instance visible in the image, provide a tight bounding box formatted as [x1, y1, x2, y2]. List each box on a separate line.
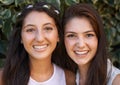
[84, 30, 95, 33]
[44, 23, 52, 25]
[44, 23, 56, 27]
[23, 23, 56, 29]
[65, 30, 95, 34]
[65, 31, 77, 35]
[23, 24, 35, 29]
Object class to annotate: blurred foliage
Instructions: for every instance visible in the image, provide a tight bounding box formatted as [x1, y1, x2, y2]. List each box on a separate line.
[0, 0, 120, 68]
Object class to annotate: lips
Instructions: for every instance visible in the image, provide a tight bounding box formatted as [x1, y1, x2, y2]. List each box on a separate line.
[33, 44, 48, 51]
[74, 51, 88, 55]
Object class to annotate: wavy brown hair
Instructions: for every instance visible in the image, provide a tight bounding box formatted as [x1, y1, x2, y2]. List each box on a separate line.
[2, 1, 63, 85]
[62, 3, 108, 85]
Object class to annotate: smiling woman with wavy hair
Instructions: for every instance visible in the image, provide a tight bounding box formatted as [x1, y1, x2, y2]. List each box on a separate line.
[0, 1, 74, 85]
[62, 3, 120, 85]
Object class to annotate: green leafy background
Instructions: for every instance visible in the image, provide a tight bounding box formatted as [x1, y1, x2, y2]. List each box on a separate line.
[0, 0, 120, 68]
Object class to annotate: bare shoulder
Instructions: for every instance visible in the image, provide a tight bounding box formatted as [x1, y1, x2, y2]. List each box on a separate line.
[64, 69, 76, 85]
[112, 74, 120, 85]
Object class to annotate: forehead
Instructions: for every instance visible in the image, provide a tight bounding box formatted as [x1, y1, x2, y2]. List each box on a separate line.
[23, 11, 55, 25]
[65, 17, 94, 33]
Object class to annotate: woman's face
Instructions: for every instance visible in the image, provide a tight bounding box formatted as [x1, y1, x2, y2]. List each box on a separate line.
[64, 17, 98, 67]
[21, 11, 59, 60]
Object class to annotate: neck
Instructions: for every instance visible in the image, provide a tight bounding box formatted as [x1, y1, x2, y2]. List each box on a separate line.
[30, 58, 54, 82]
[78, 64, 89, 85]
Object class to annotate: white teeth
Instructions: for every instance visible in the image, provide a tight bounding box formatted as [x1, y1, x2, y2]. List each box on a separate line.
[33, 45, 47, 49]
[75, 51, 88, 55]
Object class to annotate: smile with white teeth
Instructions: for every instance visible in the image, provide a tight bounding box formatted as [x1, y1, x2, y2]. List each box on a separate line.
[33, 45, 48, 49]
[75, 51, 88, 55]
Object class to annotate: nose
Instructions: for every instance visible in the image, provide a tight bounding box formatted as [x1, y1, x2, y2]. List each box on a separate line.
[76, 37, 85, 48]
[35, 31, 44, 42]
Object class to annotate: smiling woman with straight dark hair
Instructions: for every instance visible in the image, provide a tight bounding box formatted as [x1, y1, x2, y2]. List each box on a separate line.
[62, 3, 120, 85]
[0, 1, 75, 85]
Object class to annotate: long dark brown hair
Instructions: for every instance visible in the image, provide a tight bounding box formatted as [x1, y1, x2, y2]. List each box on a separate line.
[62, 3, 108, 85]
[2, 1, 63, 85]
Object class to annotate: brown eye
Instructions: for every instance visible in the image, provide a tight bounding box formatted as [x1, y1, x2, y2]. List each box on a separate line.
[86, 34, 94, 37]
[26, 28, 35, 32]
[44, 27, 53, 31]
[67, 34, 75, 38]
[65, 33, 77, 40]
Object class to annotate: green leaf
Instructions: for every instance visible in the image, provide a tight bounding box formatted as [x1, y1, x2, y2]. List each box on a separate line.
[115, 12, 120, 21]
[114, 0, 120, 5]
[91, 0, 99, 4]
[117, 24, 120, 33]
[110, 18, 117, 26]
[0, 40, 8, 55]
[0, 19, 3, 28]
[15, 0, 24, 7]
[103, 0, 114, 7]
[12, 14, 17, 23]
[112, 35, 120, 46]
[65, 0, 79, 6]
[116, 34, 120, 42]
[2, 19, 12, 39]
[44, 0, 61, 10]
[0, 58, 5, 67]
[115, 5, 120, 10]
[111, 27, 116, 38]
[1, 9, 11, 19]
[0, 0, 14, 5]
[105, 28, 113, 46]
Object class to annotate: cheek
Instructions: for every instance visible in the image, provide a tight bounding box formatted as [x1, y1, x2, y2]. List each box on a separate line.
[64, 39, 75, 51]
[21, 33, 34, 44]
[93, 41, 98, 52]
[47, 32, 59, 43]
[88, 39, 98, 51]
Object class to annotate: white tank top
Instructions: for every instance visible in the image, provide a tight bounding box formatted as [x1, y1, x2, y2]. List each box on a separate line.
[107, 59, 120, 85]
[76, 59, 120, 85]
[28, 64, 66, 85]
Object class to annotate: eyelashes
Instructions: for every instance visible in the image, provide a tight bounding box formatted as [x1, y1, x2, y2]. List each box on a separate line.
[44, 27, 53, 31]
[65, 33, 96, 39]
[26, 28, 35, 32]
[24, 26, 54, 33]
